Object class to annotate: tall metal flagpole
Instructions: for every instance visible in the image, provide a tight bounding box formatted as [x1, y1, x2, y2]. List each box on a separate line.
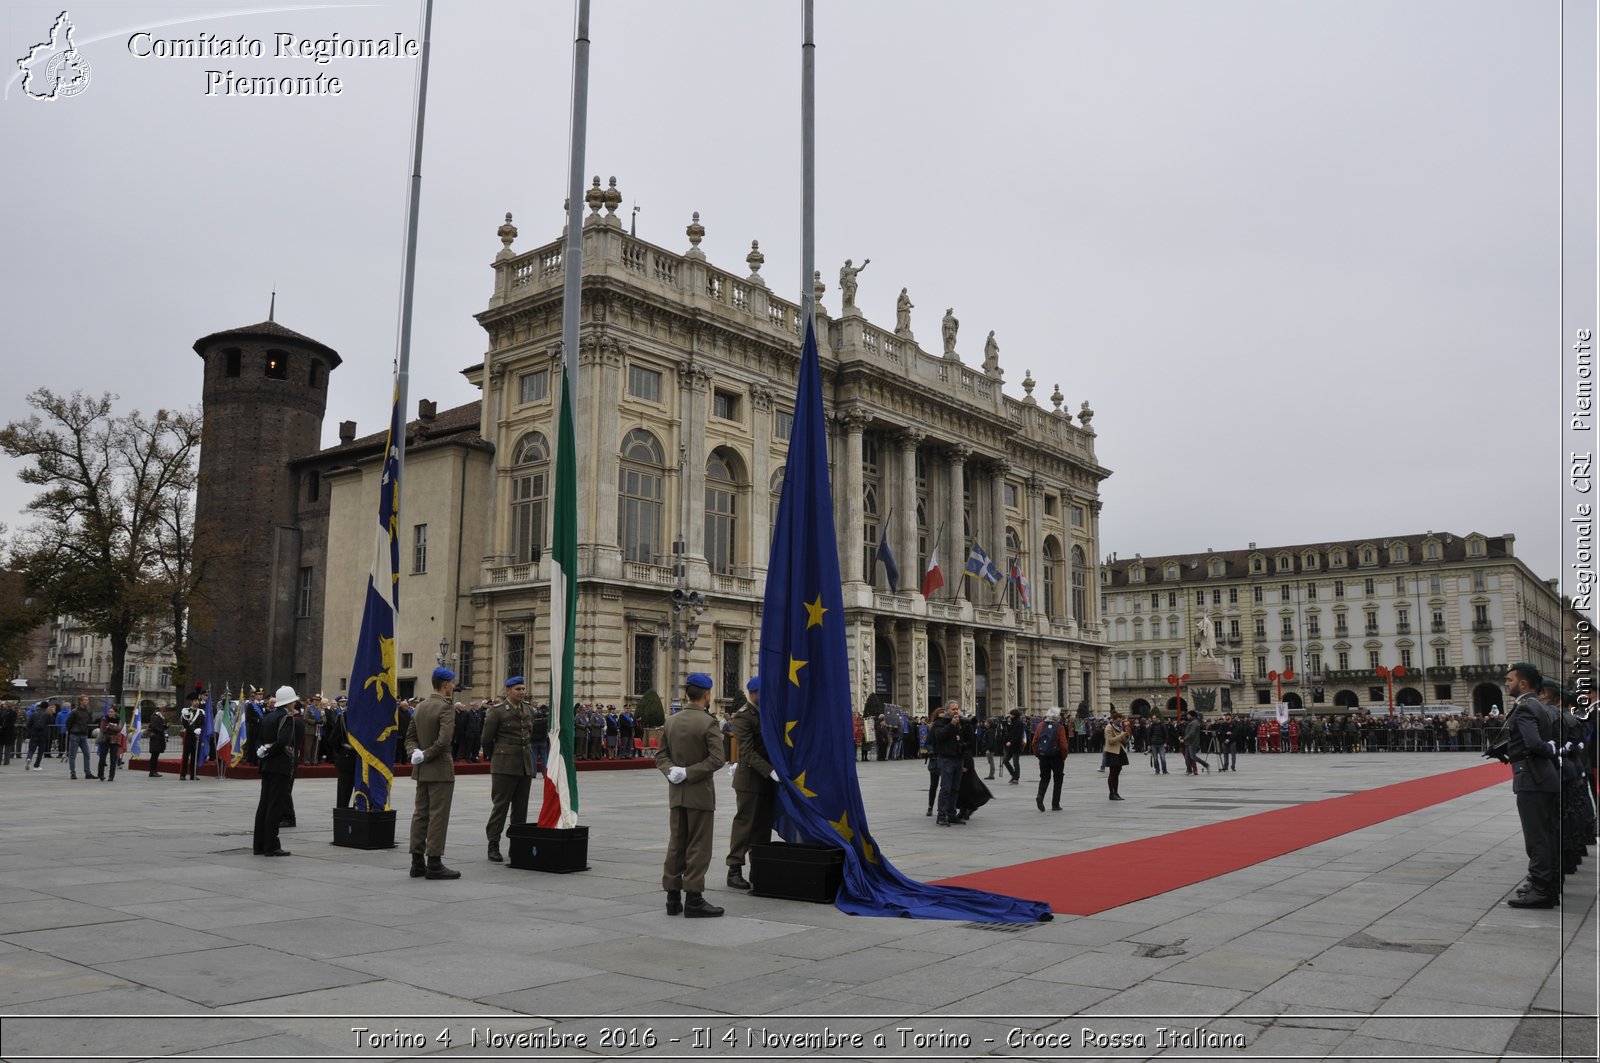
[563, 0, 590, 428]
[799, 0, 815, 322]
[394, 0, 436, 475]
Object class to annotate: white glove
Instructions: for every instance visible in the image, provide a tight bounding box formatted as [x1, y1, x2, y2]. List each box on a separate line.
[256, 745, 269, 759]
[410, 749, 425, 765]
[1547, 740, 1559, 757]
[726, 762, 738, 775]
[667, 766, 687, 784]
[769, 770, 779, 782]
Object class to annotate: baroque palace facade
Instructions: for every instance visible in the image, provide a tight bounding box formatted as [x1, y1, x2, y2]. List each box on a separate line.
[317, 187, 1113, 715]
[1100, 532, 1571, 717]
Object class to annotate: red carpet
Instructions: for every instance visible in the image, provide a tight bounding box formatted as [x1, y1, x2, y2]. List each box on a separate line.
[936, 762, 1510, 916]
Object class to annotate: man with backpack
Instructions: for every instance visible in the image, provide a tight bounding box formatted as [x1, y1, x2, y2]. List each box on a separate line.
[1033, 707, 1068, 812]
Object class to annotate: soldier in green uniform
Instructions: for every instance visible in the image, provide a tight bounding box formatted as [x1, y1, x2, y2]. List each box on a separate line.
[657, 672, 726, 917]
[724, 676, 777, 890]
[482, 675, 534, 863]
[404, 666, 460, 880]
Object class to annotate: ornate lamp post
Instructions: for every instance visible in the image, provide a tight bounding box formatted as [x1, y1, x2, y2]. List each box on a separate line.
[657, 589, 706, 708]
[1166, 672, 1190, 724]
[1268, 667, 1296, 706]
[1376, 664, 1406, 719]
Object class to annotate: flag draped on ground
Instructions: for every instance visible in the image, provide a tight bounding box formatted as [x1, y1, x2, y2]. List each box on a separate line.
[345, 383, 403, 812]
[758, 320, 1051, 922]
[537, 349, 580, 829]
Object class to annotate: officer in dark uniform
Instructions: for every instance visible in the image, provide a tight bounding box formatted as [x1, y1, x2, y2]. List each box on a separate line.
[179, 695, 205, 780]
[1490, 663, 1562, 908]
[724, 676, 776, 890]
[252, 685, 299, 856]
[482, 676, 534, 862]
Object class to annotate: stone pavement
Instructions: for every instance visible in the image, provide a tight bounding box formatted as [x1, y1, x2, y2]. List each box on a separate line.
[0, 751, 1594, 1062]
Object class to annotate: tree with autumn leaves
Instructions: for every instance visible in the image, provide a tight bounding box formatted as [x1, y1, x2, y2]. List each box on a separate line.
[0, 389, 202, 705]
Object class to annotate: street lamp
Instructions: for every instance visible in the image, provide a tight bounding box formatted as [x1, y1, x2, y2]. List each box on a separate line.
[1166, 673, 1190, 724]
[1268, 667, 1296, 706]
[1376, 664, 1406, 719]
[658, 589, 706, 705]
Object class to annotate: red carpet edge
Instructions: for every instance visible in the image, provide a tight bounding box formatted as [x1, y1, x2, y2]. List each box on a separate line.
[934, 762, 1511, 916]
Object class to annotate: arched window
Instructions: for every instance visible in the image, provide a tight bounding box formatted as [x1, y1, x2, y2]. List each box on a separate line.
[705, 448, 743, 575]
[618, 429, 664, 563]
[1070, 545, 1087, 620]
[769, 466, 786, 530]
[1042, 536, 1063, 618]
[510, 432, 549, 564]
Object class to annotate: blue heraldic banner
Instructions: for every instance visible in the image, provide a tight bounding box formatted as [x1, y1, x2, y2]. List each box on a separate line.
[758, 320, 1051, 923]
[345, 385, 403, 811]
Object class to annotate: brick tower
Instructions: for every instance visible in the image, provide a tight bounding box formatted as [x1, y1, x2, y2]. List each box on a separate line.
[189, 316, 341, 696]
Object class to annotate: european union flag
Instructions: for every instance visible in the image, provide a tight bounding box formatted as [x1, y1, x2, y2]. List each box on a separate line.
[344, 382, 402, 811]
[759, 320, 1050, 922]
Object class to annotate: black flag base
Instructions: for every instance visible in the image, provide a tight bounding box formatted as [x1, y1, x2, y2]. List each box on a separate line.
[331, 808, 397, 850]
[507, 824, 590, 873]
[749, 841, 844, 903]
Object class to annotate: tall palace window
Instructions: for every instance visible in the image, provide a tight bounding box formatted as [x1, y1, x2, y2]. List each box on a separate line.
[510, 432, 548, 564]
[619, 429, 664, 563]
[705, 448, 741, 575]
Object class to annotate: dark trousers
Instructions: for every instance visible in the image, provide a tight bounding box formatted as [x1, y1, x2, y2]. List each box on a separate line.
[1037, 756, 1064, 808]
[1001, 747, 1021, 781]
[486, 772, 532, 840]
[934, 756, 962, 820]
[96, 745, 117, 780]
[409, 780, 455, 857]
[254, 773, 290, 853]
[1107, 763, 1122, 795]
[334, 759, 355, 808]
[1516, 790, 1559, 894]
[26, 738, 45, 767]
[726, 783, 775, 869]
[181, 735, 199, 779]
[147, 748, 162, 776]
[662, 805, 714, 893]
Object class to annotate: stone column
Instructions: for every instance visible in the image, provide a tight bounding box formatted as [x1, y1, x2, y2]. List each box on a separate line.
[958, 627, 977, 714]
[851, 616, 875, 711]
[592, 338, 624, 576]
[947, 444, 970, 600]
[680, 359, 712, 581]
[1025, 474, 1045, 621]
[988, 459, 1010, 609]
[910, 622, 929, 714]
[898, 429, 923, 594]
[840, 403, 868, 584]
[748, 385, 774, 583]
[1087, 499, 1105, 629]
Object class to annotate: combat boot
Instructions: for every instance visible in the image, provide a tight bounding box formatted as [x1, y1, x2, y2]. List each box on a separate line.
[684, 893, 724, 918]
[665, 890, 683, 916]
[487, 839, 503, 863]
[409, 852, 426, 878]
[426, 857, 461, 880]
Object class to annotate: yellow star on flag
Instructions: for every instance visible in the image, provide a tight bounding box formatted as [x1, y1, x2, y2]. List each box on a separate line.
[788, 656, 807, 685]
[793, 770, 817, 798]
[861, 834, 878, 863]
[828, 809, 854, 843]
[804, 595, 828, 628]
[784, 720, 797, 747]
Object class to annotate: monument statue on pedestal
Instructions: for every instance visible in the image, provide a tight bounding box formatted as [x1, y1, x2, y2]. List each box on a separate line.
[895, 288, 913, 335]
[941, 308, 959, 357]
[839, 258, 870, 310]
[1195, 617, 1219, 659]
[983, 331, 1000, 374]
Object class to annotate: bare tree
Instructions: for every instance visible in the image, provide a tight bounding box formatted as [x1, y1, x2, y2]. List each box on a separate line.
[0, 390, 201, 704]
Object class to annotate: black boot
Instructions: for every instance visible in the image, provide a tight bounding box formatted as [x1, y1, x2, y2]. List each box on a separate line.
[426, 856, 461, 880]
[665, 890, 683, 916]
[487, 840, 503, 863]
[727, 867, 752, 890]
[684, 893, 724, 918]
[410, 852, 426, 878]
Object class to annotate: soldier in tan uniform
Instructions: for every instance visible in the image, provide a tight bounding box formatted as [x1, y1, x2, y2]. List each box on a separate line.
[657, 672, 726, 917]
[724, 675, 777, 890]
[482, 676, 534, 863]
[404, 666, 460, 880]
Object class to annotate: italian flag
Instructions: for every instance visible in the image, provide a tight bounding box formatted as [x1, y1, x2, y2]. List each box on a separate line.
[538, 360, 579, 828]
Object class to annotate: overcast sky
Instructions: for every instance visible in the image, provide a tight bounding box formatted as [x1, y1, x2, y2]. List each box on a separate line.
[0, 0, 1580, 587]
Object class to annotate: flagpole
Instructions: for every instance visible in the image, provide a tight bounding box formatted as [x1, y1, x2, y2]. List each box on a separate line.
[562, 0, 589, 410]
[799, 0, 815, 322]
[392, 0, 436, 468]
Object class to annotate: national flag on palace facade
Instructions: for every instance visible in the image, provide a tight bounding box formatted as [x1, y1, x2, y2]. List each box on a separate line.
[964, 542, 1003, 587]
[345, 382, 404, 811]
[875, 509, 899, 592]
[758, 318, 1050, 922]
[1010, 557, 1032, 609]
[920, 523, 946, 598]
[538, 351, 580, 828]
